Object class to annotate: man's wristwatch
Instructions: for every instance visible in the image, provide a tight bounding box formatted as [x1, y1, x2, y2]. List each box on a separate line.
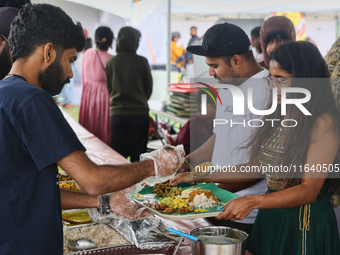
[97, 194, 111, 215]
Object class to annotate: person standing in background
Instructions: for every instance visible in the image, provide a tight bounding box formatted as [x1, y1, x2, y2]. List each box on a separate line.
[79, 26, 114, 146]
[83, 28, 92, 51]
[250, 26, 264, 65]
[0, 7, 19, 80]
[106, 26, 153, 162]
[185, 26, 198, 66]
[259, 16, 296, 69]
[171, 32, 184, 71]
[58, 63, 80, 108]
[185, 26, 198, 81]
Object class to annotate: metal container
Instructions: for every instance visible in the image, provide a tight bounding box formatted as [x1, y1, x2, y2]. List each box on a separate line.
[66, 243, 179, 255]
[65, 223, 183, 255]
[190, 226, 248, 255]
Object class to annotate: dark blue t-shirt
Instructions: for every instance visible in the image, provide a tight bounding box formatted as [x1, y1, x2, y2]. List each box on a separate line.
[0, 75, 85, 255]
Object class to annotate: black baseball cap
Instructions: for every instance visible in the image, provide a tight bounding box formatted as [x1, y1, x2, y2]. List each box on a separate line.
[187, 23, 251, 57]
[0, 7, 19, 39]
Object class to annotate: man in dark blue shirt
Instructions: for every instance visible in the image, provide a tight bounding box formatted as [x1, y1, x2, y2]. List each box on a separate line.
[0, 4, 183, 255]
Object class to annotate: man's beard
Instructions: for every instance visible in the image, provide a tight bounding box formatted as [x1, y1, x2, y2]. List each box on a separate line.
[214, 67, 243, 85]
[39, 57, 70, 96]
[214, 75, 225, 84]
[215, 75, 243, 85]
[0, 43, 12, 80]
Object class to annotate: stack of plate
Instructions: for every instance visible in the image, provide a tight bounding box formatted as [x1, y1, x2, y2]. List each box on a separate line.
[166, 92, 198, 117]
[165, 83, 199, 117]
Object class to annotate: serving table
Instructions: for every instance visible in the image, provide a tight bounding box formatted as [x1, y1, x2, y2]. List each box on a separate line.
[62, 110, 213, 255]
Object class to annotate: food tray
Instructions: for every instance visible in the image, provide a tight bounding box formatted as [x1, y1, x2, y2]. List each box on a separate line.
[65, 224, 183, 255]
[133, 183, 238, 220]
[66, 243, 180, 255]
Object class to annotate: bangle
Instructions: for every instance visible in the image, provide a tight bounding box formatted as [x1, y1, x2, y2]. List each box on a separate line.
[97, 194, 111, 215]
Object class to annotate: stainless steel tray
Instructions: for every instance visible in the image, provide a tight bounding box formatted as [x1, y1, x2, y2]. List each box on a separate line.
[65, 224, 183, 255]
[66, 243, 181, 255]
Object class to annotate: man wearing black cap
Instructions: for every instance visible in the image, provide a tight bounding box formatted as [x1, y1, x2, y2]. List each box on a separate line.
[171, 23, 271, 235]
[0, 6, 19, 79]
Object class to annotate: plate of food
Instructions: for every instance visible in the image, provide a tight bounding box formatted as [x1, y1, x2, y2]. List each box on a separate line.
[59, 181, 82, 191]
[133, 182, 238, 220]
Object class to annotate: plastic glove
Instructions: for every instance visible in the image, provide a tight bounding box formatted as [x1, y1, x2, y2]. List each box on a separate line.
[140, 145, 185, 185]
[98, 186, 149, 220]
[140, 144, 185, 177]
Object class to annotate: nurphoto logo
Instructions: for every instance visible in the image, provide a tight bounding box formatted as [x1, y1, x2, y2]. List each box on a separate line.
[199, 83, 311, 128]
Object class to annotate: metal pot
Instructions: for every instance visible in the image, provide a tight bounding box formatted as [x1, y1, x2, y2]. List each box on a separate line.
[190, 226, 248, 255]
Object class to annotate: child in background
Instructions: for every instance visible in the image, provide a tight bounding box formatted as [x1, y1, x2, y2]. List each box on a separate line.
[176, 88, 217, 155]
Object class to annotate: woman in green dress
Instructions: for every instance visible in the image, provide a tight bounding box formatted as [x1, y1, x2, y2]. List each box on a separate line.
[219, 41, 340, 255]
[172, 41, 340, 255]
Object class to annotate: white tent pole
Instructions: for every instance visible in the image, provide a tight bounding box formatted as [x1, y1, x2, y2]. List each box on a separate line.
[130, 0, 133, 25]
[166, 0, 171, 87]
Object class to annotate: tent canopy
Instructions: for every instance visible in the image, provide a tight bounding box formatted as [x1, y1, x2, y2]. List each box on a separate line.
[64, 0, 340, 66]
[170, 0, 340, 14]
[66, 0, 132, 19]
[66, 0, 340, 20]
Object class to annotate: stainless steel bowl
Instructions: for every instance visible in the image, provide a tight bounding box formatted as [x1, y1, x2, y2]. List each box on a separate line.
[190, 226, 248, 255]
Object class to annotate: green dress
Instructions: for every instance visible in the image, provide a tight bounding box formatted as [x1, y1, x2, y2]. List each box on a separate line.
[247, 127, 340, 255]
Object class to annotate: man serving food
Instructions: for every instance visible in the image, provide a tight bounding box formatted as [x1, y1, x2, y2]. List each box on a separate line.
[0, 4, 183, 254]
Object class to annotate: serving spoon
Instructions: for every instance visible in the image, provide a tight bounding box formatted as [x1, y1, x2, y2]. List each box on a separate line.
[66, 238, 97, 251]
[168, 228, 240, 244]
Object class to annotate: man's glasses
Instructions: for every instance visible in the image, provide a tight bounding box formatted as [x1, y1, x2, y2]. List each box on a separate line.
[1, 35, 8, 43]
[263, 74, 292, 90]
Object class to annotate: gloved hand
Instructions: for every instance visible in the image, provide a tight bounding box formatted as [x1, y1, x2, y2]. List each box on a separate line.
[140, 145, 185, 177]
[98, 186, 149, 220]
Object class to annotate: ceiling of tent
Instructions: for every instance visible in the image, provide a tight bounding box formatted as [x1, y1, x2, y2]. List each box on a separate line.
[171, 11, 340, 22]
[65, 0, 132, 19]
[66, 0, 340, 21]
[170, 0, 340, 14]
[66, 0, 340, 22]
[170, 0, 340, 21]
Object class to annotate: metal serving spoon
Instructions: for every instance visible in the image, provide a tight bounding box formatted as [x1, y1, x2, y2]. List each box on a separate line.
[66, 238, 97, 251]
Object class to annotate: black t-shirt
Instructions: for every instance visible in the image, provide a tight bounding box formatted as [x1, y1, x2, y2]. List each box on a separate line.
[0, 75, 85, 254]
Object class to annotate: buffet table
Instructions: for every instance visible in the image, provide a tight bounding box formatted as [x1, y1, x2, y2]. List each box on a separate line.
[62, 110, 213, 255]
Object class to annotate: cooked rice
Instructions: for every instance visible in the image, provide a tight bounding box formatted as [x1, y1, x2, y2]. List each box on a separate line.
[180, 187, 194, 198]
[190, 193, 218, 208]
[63, 224, 130, 254]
